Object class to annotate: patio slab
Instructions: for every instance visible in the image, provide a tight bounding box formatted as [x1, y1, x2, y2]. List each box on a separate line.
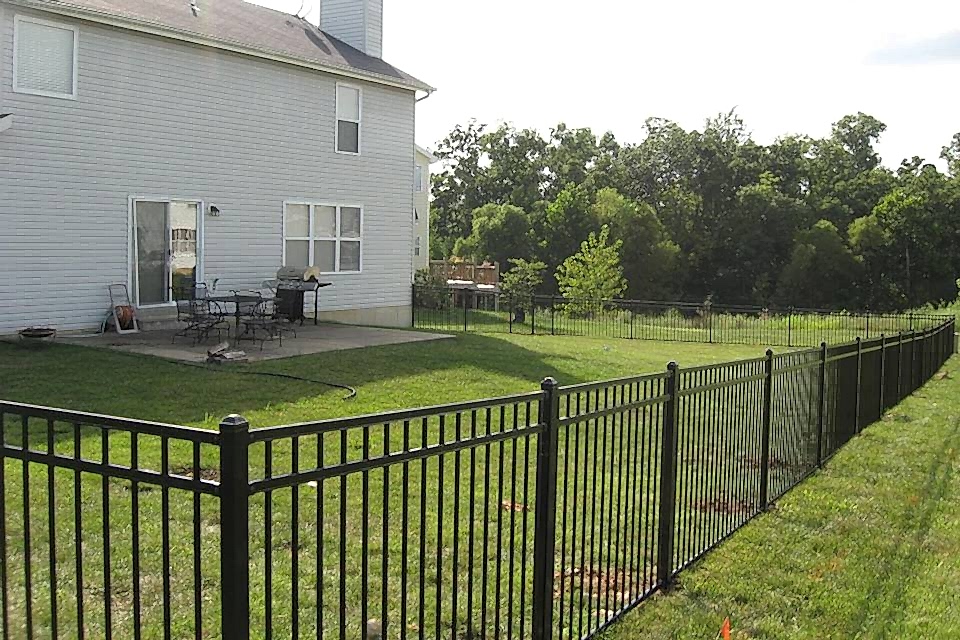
[61, 323, 454, 362]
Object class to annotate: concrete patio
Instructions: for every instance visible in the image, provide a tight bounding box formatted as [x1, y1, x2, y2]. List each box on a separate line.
[61, 323, 453, 362]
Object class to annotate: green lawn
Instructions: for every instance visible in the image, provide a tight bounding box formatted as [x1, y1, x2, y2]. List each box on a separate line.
[0, 333, 765, 639]
[605, 355, 960, 640]
[2, 335, 953, 639]
[0, 333, 763, 427]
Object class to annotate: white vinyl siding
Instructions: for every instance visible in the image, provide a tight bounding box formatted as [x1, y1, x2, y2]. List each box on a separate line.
[283, 203, 363, 274]
[336, 83, 361, 154]
[0, 7, 415, 333]
[13, 14, 78, 99]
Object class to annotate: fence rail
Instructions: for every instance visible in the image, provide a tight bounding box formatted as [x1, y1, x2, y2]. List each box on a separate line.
[0, 319, 955, 639]
[413, 285, 951, 348]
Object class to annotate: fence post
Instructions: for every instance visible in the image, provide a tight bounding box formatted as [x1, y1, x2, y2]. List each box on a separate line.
[708, 305, 713, 344]
[463, 289, 470, 333]
[854, 337, 863, 433]
[897, 332, 904, 401]
[411, 284, 417, 328]
[508, 295, 514, 334]
[220, 414, 250, 640]
[865, 312, 870, 339]
[787, 308, 793, 348]
[878, 334, 886, 415]
[551, 296, 556, 336]
[531, 378, 560, 640]
[759, 350, 774, 509]
[816, 342, 827, 469]
[531, 295, 536, 336]
[656, 362, 680, 587]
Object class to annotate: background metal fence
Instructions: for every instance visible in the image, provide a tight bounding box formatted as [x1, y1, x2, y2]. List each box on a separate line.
[412, 285, 950, 348]
[0, 319, 954, 639]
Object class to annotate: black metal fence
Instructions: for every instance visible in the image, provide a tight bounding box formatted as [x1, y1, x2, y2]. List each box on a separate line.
[413, 285, 950, 348]
[0, 320, 955, 639]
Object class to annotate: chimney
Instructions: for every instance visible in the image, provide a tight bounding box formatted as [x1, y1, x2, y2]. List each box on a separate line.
[320, 0, 383, 59]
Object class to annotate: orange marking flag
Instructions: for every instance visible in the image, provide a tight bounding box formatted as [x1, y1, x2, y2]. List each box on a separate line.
[719, 617, 731, 640]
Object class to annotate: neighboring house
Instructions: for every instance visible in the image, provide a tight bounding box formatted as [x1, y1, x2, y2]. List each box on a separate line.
[412, 144, 437, 274]
[0, 0, 434, 333]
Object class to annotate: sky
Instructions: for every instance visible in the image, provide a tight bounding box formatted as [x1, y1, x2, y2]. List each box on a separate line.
[255, 0, 960, 170]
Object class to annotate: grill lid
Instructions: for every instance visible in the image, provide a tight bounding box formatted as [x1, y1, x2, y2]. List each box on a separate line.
[277, 266, 322, 281]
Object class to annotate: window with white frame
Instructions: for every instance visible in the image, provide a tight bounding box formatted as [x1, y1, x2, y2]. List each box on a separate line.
[284, 203, 362, 273]
[414, 164, 424, 192]
[414, 236, 421, 257]
[336, 84, 361, 154]
[14, 15, 78, 99]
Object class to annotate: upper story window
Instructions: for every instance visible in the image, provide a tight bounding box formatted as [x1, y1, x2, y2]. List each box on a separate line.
[336, 84, 361, 154]
[14, 15, 78, 99]
[414, 165, 424, 192]
[284, 202, 363, 274]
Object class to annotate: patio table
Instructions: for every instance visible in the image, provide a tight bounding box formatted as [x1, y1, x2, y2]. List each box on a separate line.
[206, 293, 268, 345]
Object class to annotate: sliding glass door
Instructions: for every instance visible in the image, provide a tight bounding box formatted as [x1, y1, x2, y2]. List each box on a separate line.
[133, 200, 201, 305]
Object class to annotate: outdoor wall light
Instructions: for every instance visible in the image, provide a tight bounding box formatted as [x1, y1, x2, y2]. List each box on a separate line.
[209, 204, 221, 217]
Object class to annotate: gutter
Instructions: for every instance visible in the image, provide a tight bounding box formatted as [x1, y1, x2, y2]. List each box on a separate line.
[8, 0, 437, 93]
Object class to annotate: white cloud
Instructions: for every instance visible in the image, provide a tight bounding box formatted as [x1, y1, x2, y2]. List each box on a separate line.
[252, 0, 960, 169]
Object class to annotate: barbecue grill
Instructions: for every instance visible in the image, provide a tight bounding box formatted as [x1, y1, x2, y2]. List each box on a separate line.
[268, 267, 332, 325]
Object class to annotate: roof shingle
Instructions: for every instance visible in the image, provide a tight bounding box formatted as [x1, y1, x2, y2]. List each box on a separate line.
[25, 0, 432, 90]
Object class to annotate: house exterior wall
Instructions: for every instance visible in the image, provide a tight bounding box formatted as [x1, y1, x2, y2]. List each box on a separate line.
[413, 149, 431, 272]
[0, 3, 417, 334]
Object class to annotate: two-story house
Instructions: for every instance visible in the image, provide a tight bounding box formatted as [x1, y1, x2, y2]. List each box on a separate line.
[0, 0, 434, 333]
[413, 143, 436, 273]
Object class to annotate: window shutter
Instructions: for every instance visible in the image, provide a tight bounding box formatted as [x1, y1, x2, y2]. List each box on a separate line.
[16, 19, 76, 96]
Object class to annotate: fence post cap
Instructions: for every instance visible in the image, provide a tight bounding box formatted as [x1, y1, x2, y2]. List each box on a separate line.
[856, 336, 862, 343]
[219, 414, 250, 431]
[667, 360, 678, 371]
[766, 348, 774, 357]
[540, 377, 559, 390]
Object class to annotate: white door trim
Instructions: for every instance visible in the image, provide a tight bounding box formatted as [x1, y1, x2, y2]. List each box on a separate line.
[128, 196, 205, 307]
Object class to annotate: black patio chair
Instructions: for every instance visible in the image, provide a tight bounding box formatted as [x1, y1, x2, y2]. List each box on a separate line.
[239, 295, 294, 349]
[173, 295, 231, 346]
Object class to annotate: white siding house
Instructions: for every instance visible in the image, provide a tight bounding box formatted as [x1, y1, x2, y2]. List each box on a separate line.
[412, 144, 436, 273]
[0, 0, 433, 333]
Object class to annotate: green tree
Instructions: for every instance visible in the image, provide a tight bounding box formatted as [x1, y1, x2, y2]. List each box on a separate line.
[535, 184, 600, 288]
[942, 132, 960, 177]
[591, 188, 682, 299]
[499, 258, 546, 322]
[452, 203, 533, 269]
[431, 121, 488, 255]
[776, 221, 860, 308]
[556, 226, 628, 312]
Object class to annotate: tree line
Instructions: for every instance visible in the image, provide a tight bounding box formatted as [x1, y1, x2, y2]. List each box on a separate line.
[428, 112, 960, 311]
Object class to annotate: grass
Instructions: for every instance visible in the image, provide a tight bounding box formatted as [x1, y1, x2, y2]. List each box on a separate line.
[0, 333, 763, 428]
[604, 356, 960, 639]
[0, 333, 765, 639]
[1, 333, 952, 638]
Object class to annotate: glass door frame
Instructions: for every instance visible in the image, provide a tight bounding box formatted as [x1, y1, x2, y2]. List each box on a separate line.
[128, 196, 205, 308]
